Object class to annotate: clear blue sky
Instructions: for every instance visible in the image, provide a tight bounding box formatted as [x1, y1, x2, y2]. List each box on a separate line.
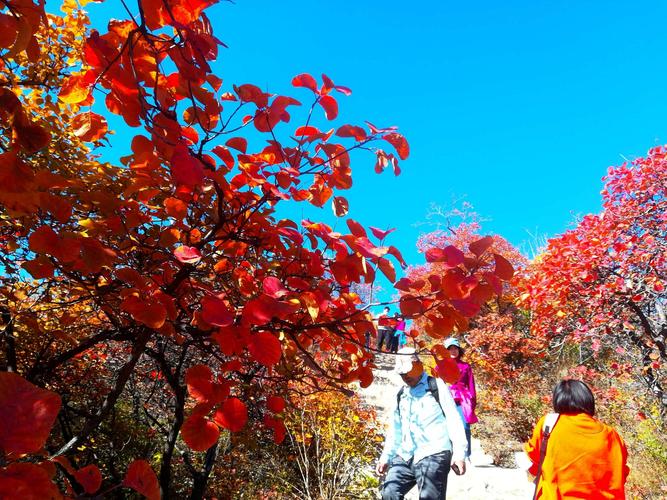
[88, 0, 667, 283]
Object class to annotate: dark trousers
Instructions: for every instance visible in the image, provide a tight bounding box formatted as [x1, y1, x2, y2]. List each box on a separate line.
[377, 328, 392, 351]
[388, 332, 400, 353]
[381, 450, 452, 500]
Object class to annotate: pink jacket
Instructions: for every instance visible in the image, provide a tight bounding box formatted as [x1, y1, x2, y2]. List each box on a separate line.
[448, 360, 478, 424]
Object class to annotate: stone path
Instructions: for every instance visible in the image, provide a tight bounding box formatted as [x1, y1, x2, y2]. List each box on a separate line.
[358, 353, 534, 499]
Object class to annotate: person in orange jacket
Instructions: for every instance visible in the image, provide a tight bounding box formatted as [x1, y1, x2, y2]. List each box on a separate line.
[525, 379, 629, 500]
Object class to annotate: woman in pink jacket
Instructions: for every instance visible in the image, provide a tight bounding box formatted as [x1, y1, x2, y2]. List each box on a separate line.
[444, 337, 478, 460]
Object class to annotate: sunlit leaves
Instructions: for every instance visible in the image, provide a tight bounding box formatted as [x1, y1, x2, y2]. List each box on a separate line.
[181, 414, 220, 451]
[72, 112, 108, 142]
[123, 460, 160, 500]
[213, 397, 248, 432]
[174, 245, 202, 264]
[248, 332, 282, 367]
[0, 372, 60, 455]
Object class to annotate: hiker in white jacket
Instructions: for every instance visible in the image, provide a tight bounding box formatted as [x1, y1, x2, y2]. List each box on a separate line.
[376, 347, 467, 499]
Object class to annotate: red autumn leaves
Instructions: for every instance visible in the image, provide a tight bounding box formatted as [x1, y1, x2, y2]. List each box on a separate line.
[181, 364, 287, 449]
[0, 372, 160, 499]
[401, 235, 515, 339]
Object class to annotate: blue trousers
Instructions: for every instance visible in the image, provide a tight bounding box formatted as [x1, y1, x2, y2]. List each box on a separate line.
[456, 404, 472, 458]
[381, 450, 452, 500]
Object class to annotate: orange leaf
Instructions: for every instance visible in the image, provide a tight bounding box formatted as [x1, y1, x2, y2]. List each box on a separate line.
[377, 257, 396, 282]
[164, 197, 188, 220]
[74, 465, 102, 494]
[0, 372, 61, 454]
[59, 74, 90, 104]
[71, 112, 108, 142]
[213, 397, 248, 432]
[123, 460, 160, 500]
[248, 332, 282, 367]
[120, 296, 167, 329]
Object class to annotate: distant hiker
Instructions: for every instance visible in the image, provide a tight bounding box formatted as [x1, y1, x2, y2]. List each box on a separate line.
[376, 347, 467, 499]
[391, 314, 407, 352]
[441, 337, 477, 460]
[376, 306, 393, 352]
[525, 379, 629, 499]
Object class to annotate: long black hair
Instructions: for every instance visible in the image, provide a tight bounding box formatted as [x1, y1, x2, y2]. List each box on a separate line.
[552, 379, 595, 416]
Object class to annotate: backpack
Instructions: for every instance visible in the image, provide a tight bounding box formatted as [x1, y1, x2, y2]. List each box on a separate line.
[396, 376, 444, 417]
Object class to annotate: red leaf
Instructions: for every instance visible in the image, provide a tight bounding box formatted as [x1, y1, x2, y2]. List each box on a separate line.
[185, 365, 214, 402]
[120, 296, 167, 329]
[248, 332, 282, 367]
[291, 73, 319, 93]
[74, 465, 102, 495]
[214, 397, 248, 433]
[469, 236, 494, 256]
[369, 226, 396, 241]
[295, 125, 320, 137]
[346, 218, 367, 238]
[425, 245, 465, 268]
[336, 124, 366, 141]
[263, 277, 288, 298]
[225, 137, 247, 153]
[123, 460, 160, 500]
[28, 225, 59, 255]
[267, 395, 286, 413]
[0, 372, 61, 455]
[434, 357, 461, 384]
[71, 112, 108, 142]
[201, 296, 234, 327]
[383, 132, 409, 160]
[171, 143, 204, 188]
[0, 463, 62, 500]
[234, 83, 269, 107]
[22, 257, 55, 279]
[174, 245, 202, 264]
[319, 95, 338, 120]
[332, 196, 349, 217]
[493, 253, 514, 280]
[180, 414, 220, 451]
[377, 257, 396, 282]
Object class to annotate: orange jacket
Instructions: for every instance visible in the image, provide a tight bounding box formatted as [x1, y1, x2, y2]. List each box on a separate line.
[525, 413, 629, 499]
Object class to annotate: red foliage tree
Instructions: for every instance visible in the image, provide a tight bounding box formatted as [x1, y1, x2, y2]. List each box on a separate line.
[0, 0, 512, 496]
[524, 146, 667, 412]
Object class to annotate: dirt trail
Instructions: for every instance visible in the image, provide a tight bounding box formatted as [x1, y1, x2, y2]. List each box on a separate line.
[359, 353, 534, 499]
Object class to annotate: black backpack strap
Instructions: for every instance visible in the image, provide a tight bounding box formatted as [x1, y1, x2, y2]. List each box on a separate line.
[532, 414, 559, 500]
[396, 386, 405, 417]
[427, 376, 445, 417]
